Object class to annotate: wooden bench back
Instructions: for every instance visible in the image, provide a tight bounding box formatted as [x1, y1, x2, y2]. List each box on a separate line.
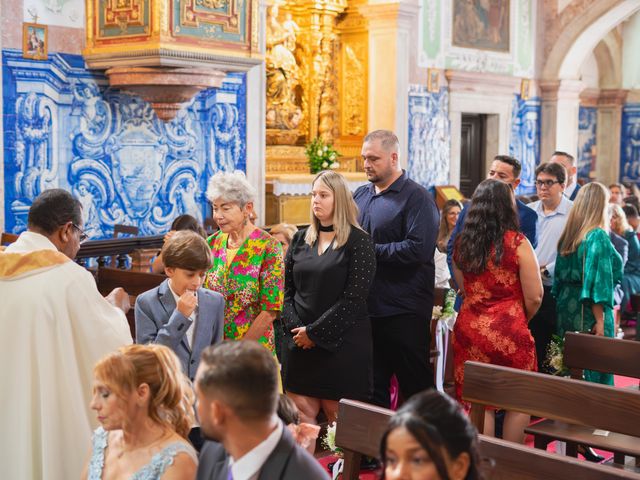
[334, 398, 637, 480]
[463, 361, 640, 437]
[96, 267, 166, 336]
[1, 232, 19, 245]
[478, 435, 640, 480]
[564, 332, 640, 380]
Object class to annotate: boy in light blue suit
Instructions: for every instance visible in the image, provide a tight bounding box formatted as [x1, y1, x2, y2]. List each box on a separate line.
[136, 230, 224, 381]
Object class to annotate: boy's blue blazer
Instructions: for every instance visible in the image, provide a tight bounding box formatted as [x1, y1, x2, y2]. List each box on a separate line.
[135, 279, 224, 380]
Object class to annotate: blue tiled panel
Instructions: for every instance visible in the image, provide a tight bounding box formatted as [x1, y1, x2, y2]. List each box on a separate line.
[407, 85, 450, 188]
[510, 95, 541, 195]
[577, 106, 597, 182]
[620, 103, 640, 183]
[2, 49, 246, 238]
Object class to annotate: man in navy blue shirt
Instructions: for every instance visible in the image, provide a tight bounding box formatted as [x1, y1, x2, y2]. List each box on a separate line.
[354, 130, 439, 408]
[448, 155, 538, 270]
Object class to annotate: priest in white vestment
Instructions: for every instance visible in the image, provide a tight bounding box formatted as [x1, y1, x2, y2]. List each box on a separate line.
[0, 189, 132, 480]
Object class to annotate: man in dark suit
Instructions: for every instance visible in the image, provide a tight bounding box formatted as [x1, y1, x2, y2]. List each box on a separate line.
[195, 341, 329, 480]
[550, 151, 581, 201]
[448, 155, 538, 265]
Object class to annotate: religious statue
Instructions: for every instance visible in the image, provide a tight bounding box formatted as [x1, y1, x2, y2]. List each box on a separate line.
[265, 2, 303, 138]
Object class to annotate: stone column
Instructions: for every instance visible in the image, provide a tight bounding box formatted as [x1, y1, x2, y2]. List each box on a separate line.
[540, 79, 584, 162]
[246, 0, 267, 221]
[596, 89, 628, 183]
[359, 0, 418, 164]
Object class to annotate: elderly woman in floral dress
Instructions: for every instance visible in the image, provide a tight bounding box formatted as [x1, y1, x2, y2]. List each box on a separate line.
[204, 171, 284, 354]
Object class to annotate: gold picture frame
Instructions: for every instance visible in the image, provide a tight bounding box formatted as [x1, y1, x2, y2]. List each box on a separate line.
[427, 68, 440, 93]
[23, 23, 48, 61]
[520, 78, 530, 100]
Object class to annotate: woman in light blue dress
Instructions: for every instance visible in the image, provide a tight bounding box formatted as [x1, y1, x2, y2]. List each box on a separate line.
[82, 344, 197, 479]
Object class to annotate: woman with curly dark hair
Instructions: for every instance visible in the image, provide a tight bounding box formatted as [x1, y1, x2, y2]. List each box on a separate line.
[452, 179, 542, 444]
[380, 390, 481, 480]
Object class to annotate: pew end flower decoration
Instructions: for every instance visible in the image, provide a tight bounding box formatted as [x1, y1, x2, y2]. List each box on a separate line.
[322, 421, 343, 456]
[544, 334, 570, 376]
[305, 138, 341, 174]
[432, 288, 458, 330]
[323, 422, 344, 480]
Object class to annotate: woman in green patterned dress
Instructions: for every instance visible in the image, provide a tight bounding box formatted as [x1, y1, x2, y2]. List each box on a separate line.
[204, 171, 284, 355]
[553, 182, 623, 385]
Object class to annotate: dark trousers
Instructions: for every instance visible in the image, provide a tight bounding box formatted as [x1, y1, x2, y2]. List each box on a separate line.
[528, 285, 557, 372]
[371, 313, 434, 408]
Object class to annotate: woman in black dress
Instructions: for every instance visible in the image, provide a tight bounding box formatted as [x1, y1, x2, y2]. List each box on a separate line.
[282, 170, 376, 425]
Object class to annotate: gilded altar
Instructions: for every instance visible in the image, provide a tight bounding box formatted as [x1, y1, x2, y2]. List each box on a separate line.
[264, 0, 369, 224]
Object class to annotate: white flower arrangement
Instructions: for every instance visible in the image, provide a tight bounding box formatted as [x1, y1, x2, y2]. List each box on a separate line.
[544, 334, 569, 376]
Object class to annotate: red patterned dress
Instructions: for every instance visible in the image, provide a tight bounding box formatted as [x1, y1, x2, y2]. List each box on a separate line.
[453, 230, 537, 401]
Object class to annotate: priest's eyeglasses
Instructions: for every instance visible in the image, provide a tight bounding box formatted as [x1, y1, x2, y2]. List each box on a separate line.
[535, 179, 561, 188]
[72, 223, 89, 242]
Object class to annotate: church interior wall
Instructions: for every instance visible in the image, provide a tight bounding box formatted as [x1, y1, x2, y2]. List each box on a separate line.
[409, 0, 539, 191]
[0, 0, 252, 236]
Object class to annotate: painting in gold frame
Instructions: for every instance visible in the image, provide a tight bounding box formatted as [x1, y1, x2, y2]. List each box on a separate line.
[427, 68, 440, 93]
[23, 23, 48, 60]
[452, 0, 509, 52]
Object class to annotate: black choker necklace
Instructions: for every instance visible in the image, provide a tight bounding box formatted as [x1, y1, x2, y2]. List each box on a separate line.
[318, 224, 334, 232]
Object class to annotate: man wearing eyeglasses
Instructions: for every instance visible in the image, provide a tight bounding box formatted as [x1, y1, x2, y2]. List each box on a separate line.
[0, 189, 132, 480]
[527, 162, 573, 372]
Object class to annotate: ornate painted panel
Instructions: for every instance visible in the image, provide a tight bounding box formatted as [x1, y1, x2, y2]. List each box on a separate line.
[97, 0, 151, 41]
[2, 49, 246, 238]
[407, 84, 451, 188]
[173, 0, 254, 50]
[620, 103, 640, 183]
[577, 106, 597, 182]
[509, 94, 540, 195]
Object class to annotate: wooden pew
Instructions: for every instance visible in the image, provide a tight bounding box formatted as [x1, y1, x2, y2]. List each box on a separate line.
[525, 332, 640, 464]
[563, 332, 640, 384]
[1, 232, 19, 245]
[96, 267, 166, 337]
[463, 361, 640, 465]
[334, 398, 639, 480]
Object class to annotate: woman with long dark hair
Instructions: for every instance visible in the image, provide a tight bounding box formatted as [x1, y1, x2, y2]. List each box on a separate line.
[452, 179, 542, 443]
[380, 390, 481, 480]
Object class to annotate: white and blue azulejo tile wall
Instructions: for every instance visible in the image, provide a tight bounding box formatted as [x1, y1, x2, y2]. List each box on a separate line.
[509, 94, 541, 195]
[577, 106, 597, 182]
[407, 84, 451, 189]
[621, 103, 640, 184]
[2, 49, 246, 238]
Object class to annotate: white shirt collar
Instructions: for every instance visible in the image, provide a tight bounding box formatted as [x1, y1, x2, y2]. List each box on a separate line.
[531, 195, 573, 217]
[230, 421, 283, 480]
[6, 231, 59, 253]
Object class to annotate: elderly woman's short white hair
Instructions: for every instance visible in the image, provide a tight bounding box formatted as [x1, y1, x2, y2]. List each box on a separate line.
[206, 170, 256, 207]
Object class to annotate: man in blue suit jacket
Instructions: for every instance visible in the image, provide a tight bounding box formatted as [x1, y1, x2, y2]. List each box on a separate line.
[448, 155, 538, 268]
[135, 230, 224, 381]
